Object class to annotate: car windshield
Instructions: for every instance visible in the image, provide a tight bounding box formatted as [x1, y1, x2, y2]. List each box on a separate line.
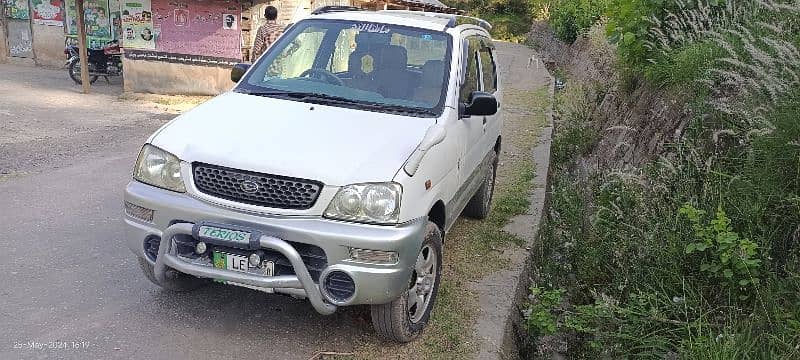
[237, 19, 452, 116]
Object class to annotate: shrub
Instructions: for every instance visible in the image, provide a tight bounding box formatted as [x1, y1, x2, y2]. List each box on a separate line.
[680, 204, 762, 293]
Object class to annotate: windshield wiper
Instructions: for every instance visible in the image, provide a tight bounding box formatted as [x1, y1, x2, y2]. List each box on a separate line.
[358, 102, 437, 116]
[241, 89, 436, 115]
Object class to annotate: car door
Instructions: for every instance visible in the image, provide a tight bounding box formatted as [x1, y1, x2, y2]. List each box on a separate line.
[477, 37, 500, 155]
[458, 35, 486, 193]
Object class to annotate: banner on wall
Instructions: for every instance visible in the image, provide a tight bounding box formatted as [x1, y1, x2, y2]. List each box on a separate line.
[32, 0, 64, 26]
[151, 0, 241, 59]
[120, 0, 155, 49]
[4, 0, 30, 19]
[65, 0, 113, 48]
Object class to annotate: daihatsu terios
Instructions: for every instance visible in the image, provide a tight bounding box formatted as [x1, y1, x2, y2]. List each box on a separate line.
[124, 8, 502, 342]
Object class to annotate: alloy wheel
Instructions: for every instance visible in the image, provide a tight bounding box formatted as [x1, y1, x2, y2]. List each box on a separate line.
[408, 244, 437, 324]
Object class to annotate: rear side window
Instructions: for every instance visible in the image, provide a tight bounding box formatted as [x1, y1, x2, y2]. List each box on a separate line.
[478, 39, 497, 93]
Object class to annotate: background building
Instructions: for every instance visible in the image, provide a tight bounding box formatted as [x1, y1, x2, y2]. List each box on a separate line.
[1, 0, 454, 94]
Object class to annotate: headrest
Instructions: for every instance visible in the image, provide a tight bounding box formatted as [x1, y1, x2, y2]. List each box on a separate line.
[420, 60, 444, 86]
[349, 51, 367, 77]
[377, 45, 407, 70]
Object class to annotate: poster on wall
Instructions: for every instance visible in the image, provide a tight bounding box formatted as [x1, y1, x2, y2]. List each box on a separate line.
[109, 0, 122, 40]
[65, 0, 113, 48]
[32, 0, 64, 26]
[151, 0, 241, 59]
[120, 0, 155, 49]
[4, 0, 31, 19]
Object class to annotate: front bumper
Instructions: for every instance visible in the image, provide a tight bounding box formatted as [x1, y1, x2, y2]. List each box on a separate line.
[124, 181, 426, 313]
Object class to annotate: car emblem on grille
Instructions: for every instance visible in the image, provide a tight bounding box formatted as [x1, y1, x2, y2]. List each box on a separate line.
[240, 179, 259, 194]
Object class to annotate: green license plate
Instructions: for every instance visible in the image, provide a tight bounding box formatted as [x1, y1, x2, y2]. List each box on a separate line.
[198, 225, 251, 245]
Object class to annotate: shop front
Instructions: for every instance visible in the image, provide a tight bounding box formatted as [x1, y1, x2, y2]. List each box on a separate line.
[2, 0, 68, 66]
[2, 0, 454, 94]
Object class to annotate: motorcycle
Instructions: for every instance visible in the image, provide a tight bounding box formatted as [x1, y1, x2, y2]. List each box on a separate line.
[64, 40, 123, 85]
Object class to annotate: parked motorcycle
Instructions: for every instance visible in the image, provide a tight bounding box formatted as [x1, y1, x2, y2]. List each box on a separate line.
[64, 40, 122, 85]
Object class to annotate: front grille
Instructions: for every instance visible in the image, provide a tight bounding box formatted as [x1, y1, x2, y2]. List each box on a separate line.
[193, 163, 323, 210]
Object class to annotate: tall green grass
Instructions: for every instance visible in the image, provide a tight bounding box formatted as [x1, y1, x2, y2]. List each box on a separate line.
[523, 1, 800, 356]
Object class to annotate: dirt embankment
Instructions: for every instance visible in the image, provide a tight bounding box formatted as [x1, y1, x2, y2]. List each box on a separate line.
[528, 21, 690, 169]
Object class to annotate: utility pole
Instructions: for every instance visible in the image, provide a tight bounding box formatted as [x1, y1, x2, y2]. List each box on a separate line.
[74, 0, 90, 93]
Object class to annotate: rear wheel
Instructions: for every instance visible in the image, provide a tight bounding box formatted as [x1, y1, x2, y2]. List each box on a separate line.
[138, 257, 208, 292]
[463, 150, 498, 219]
[371, 222, 442, 342]
[68, 59, 99, 85]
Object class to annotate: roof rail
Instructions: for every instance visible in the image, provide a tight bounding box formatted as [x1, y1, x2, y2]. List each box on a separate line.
[311, 5, 365, 15]
[447, 15, 492, 31]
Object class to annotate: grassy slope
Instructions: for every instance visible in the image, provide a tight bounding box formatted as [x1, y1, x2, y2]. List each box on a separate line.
[524, 2, 800, 357]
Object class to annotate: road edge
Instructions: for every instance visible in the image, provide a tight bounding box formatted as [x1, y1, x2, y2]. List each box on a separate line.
[472, 72, 555, 360]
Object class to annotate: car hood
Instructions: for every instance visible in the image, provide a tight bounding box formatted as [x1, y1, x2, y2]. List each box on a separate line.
[150, 92, 435, 186]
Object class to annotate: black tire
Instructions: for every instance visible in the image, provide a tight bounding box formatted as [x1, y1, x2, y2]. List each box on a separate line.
[68, 59, 99, 85]
[371, 222, 443, 342]
[137, 257, 208, 292]
[463, 151, 498, 219]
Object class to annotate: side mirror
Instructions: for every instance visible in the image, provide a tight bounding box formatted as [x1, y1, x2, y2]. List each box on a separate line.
[461, 91, 498, 117]
[230, 63, 250, 83]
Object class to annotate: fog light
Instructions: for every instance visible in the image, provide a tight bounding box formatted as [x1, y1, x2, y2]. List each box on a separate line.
[348, 248, 399, 265]
[195, 241, 207, 254]
[124, 201, 154, 222]
[249, 253, 261, 267]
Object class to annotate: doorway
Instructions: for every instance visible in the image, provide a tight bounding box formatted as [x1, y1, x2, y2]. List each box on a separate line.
[3, 0, 34, 58]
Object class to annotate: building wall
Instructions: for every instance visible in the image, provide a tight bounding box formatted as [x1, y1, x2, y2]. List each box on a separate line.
[31, 24, 65, 67]
[0, 21, 8, 63]
[122, 58, 234, 95]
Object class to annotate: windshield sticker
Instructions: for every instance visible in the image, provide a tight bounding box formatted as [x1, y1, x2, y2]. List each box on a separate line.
[352, 23, 390, 33]
[421, 34, 433, 41]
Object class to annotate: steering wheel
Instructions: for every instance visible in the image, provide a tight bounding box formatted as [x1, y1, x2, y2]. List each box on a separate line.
[298, 68, 344, 86]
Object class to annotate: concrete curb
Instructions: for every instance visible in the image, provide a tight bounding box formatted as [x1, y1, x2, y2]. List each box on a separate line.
[472, 74, 555, 360]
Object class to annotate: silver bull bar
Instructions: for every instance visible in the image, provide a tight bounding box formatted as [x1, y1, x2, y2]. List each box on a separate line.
[153, 222, 337, 315]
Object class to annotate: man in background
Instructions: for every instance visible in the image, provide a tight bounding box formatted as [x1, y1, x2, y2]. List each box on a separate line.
[251, 6, 282, 60]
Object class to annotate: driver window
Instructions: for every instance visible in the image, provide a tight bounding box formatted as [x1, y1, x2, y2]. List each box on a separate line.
[459, 36, 481, 103]
[267, 27, 326, 79]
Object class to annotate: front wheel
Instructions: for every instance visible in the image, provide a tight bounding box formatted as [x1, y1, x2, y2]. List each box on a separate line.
[371, 221, 443, 342]
[68, 59, 99, 85]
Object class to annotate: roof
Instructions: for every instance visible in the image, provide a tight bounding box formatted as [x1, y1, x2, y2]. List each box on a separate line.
[311, 10, 491, 33]
[395, 0, 450, 9]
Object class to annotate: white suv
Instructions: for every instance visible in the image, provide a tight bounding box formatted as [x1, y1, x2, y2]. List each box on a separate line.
[124, 8, 501, 342]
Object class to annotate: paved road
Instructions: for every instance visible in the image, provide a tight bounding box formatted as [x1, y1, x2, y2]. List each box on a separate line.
[0, 43, 542, 359]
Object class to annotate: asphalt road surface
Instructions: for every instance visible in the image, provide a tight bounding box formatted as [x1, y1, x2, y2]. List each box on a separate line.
[0, 43, 541, 359]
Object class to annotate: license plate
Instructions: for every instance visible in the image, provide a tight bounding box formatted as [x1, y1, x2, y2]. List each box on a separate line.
[199, 225, 251, 245]
[213, 252, 250, 272]
[212, 251, 275, 293]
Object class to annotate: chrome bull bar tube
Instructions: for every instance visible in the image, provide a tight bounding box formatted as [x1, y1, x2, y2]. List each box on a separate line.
[153, 222, 337, 315]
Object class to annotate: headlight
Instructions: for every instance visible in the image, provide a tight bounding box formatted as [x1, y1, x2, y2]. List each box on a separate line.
[133, 144, 185, 192]
[324, 182, 401, 224]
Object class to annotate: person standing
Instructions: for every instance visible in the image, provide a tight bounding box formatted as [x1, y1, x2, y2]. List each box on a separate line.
[251, 6, 282, 61]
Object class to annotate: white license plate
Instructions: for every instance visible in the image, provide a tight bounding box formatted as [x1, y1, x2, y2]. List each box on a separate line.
[213, 252, 275, 293]
[198, 225, 251, 245]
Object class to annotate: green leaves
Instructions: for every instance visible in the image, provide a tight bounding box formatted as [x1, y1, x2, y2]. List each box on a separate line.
[524, 287, 566, 335]
[679, 204, 763, 293]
